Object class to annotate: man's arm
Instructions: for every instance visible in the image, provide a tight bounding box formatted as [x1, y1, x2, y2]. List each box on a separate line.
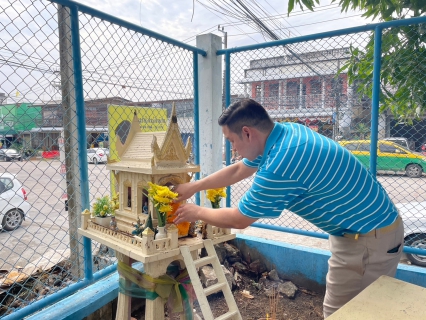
[174, 203, 257, 229]
[175, 161, 256, 201]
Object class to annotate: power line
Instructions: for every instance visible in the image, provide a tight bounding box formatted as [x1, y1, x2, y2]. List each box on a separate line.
[227, 14, 363, 37]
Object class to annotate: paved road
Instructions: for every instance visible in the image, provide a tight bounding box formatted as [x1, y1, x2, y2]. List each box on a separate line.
[0, 160, 109, 271]
[0, 160, 425, 271]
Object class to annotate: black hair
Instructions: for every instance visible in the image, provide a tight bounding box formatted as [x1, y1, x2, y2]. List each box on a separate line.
[218, 99, 274, 136]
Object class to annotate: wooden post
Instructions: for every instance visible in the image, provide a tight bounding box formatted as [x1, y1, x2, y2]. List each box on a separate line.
[115, 252, 132, 320]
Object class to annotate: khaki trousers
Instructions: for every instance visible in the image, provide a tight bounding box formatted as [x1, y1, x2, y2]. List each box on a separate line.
[323, 219, 404, 318]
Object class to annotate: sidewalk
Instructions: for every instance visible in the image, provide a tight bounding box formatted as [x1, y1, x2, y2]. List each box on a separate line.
[233, 226, 412, 265]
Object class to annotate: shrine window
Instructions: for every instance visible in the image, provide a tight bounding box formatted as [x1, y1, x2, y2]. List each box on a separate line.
[123, 184, 132, 210]
[137, 186, 149, 214]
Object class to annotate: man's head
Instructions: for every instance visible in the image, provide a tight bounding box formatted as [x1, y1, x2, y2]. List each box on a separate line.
[218, 99, 274, 161]
[218, 99, 274, 136]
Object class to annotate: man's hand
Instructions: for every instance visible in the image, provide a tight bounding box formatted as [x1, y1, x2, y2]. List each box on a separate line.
[174, 203, 257, 229]
[173, 203, 202, 224]
[174, 183, 199, 202]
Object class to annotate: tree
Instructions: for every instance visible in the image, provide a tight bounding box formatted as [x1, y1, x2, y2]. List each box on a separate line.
[288, 0, 426, 123]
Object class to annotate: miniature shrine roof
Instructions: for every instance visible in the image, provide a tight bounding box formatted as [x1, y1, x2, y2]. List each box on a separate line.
[106, 104, 200, 175]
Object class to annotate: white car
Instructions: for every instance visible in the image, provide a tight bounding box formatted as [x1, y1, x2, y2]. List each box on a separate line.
[396, 202, 426, 267]
[87, 148, 108, 164]
[0, 173, 30, 231]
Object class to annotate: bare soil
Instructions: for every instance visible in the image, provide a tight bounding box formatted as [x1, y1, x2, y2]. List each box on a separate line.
[131, 271, 324, 320]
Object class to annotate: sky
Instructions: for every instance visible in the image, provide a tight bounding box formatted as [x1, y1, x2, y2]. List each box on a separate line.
[82, 0, 373, 48]
[0, 0, 376, 104]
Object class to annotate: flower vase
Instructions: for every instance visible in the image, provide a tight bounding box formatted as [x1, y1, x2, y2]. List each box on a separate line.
[166, 202, 191, 238]
[156, 226, 167, 239]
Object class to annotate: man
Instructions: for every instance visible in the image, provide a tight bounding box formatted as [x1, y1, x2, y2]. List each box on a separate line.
[173, 99, 403, 318]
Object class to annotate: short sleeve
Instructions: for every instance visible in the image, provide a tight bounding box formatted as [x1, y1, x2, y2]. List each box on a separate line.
[242, 155, 262, 168]
[238, 171, 307, 219]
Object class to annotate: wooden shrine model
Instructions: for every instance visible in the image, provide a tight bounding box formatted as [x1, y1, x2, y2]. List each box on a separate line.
[106, 104, 199, 235]
[80, 104, 233, 254]
[79, 105, 241, 320]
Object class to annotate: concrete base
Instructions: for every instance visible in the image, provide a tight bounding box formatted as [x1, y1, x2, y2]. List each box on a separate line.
[328, 276, 426, 319]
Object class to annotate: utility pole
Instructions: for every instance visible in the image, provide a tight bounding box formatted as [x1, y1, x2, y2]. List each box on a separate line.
[58, 5, 84, 278]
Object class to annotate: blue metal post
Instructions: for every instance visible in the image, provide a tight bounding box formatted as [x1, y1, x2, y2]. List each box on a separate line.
[193, 52, 200, 206]
[70, 5, 93, 282]
[370, 26, 382, 177]
[225, 52, 231, 208]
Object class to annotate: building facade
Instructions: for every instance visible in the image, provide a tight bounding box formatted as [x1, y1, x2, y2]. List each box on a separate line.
[241, 47, 370, 139]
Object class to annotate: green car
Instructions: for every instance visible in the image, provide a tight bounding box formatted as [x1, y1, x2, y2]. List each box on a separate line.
[339, 140, 426, 178]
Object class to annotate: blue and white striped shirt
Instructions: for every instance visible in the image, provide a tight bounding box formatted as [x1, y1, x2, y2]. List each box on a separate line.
[238, 122, 399, 236]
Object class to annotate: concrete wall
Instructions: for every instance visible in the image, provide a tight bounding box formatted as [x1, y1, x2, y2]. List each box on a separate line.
[233, 234, 426, 291]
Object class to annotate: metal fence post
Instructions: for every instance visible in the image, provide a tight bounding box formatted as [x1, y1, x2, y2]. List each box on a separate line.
[69, 4, 93, 282]
[225, 52, 231, 208]
[193, 52, 200, 206]
[370, 26, 383, 177]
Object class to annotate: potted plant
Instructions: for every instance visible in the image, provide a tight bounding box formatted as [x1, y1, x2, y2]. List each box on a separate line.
[91, 194, 119, 227]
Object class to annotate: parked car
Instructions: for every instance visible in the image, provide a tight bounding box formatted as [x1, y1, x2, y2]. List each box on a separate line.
[0, 149, 22, 161]
[0, 173, 30, 231]
[339, 140, 426, 178]
[397, 202, 426, 267]
[87, 148, 108, 164]
[383, 137, 415, 151]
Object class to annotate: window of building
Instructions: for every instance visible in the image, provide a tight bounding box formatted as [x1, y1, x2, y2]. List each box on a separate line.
[255, 84, 261, 99]
[287, 82, 298, 95]
[310, 79, 322, 94]
[269, 83, 279, 99]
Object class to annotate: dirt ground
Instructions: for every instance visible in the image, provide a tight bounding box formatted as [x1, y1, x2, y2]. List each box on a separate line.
[200, 287, 324, 320]
[131, 272, 324, 320]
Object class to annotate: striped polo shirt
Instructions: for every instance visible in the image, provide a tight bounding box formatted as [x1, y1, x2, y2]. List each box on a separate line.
[238, 122, 399, 236]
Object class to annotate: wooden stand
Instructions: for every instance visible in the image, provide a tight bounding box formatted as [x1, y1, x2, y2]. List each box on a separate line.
[79, 222, 237, 320]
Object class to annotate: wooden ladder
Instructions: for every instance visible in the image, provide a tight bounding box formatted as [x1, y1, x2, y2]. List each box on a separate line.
[180, 239, 242, 320]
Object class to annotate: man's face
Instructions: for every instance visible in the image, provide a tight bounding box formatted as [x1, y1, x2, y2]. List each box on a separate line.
[222, 125, 258, 161]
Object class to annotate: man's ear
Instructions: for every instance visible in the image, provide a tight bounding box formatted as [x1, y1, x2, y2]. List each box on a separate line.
[242, 126, 250, 139]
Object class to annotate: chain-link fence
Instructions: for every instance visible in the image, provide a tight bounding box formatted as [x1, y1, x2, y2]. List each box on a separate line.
[221, 18, 426, 266]
[0, 0, 200, 317]
[1, 0, 426, 318]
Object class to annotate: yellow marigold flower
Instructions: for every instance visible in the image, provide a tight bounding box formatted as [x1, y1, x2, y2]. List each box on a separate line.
[206, 188, 227, 202]
[153, 195, 172, 204]
[103, 205, 108, 210]
[158, 204, 172, 213]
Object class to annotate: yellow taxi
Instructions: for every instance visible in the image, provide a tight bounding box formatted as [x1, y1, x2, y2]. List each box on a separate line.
[338, 140, 426, 178]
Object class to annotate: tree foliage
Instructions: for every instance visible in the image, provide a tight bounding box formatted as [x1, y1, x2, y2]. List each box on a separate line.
[288, 0, 426, 122]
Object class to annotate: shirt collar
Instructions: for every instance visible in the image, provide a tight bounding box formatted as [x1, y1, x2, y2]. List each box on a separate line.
[258, 122, 285, 168]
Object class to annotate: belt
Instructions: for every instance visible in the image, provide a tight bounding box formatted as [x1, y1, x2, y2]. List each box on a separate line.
[343, 216, 402, 240]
